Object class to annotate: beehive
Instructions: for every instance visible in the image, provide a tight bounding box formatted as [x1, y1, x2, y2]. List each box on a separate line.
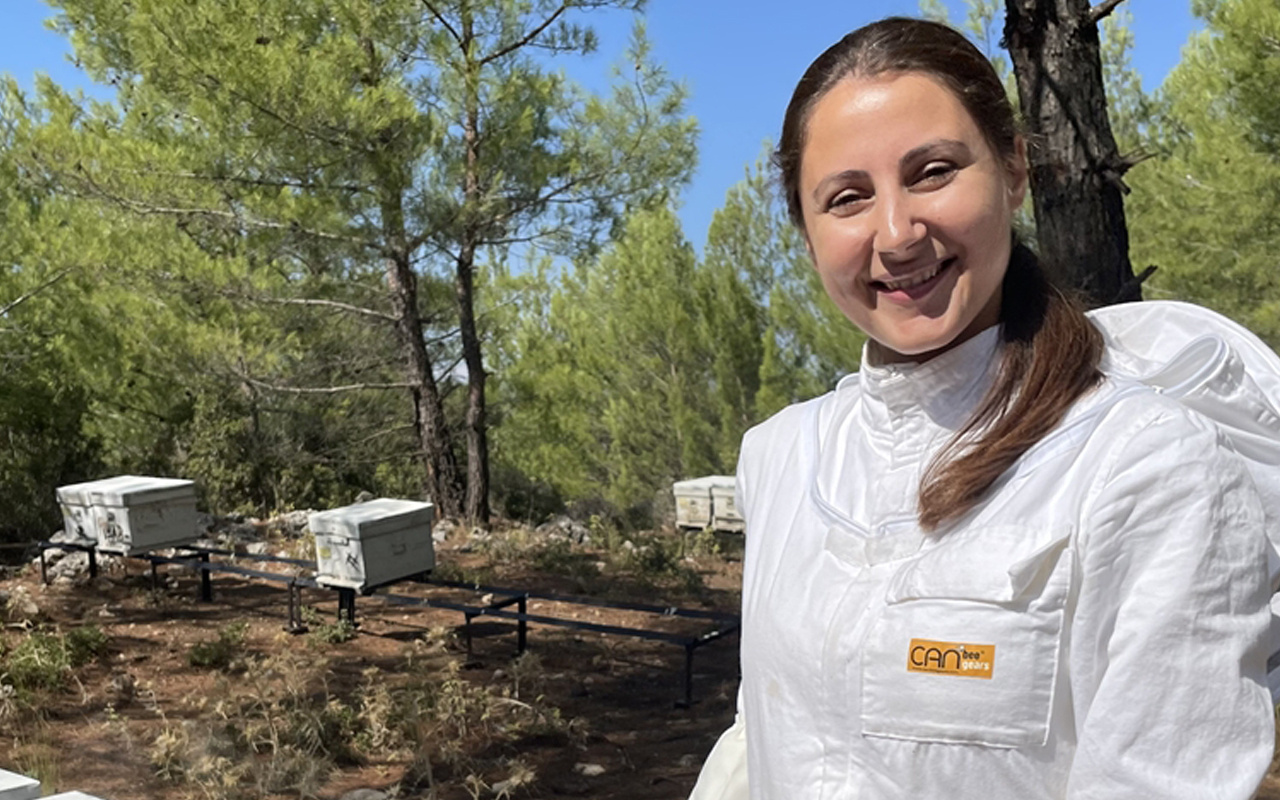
[672, 476, 724, 530]
[89, 476, 199, 555]
[674, 476, 740, 532]
[310, 498, 435, 592]
[0, 768, 40, 800]
[710, 481, 745, 532]
[55, 475, 148, 545]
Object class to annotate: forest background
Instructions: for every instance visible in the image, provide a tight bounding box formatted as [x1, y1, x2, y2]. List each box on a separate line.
[0, 0, 1273, 545]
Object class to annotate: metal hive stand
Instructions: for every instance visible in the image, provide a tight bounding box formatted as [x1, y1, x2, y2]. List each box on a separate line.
[36, 540, 739, 706]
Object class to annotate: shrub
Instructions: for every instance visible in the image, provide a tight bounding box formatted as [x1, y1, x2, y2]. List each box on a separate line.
[187, 622, 249, 670]
[0, 625, 106, 693]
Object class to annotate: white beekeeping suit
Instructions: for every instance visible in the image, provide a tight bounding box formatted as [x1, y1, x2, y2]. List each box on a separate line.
[690, 301, 1279, 800]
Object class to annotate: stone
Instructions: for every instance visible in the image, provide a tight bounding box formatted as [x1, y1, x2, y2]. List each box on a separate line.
[338, 790, 388, 800]
[433, 517, 462, 541]
[534, 515, 591, 544]
[573, 763, 606, 777]
[270, 510, 312, 538]
[5, 587, 39, 621]
[108, 671, 136, 704]
[45, 551, 90, 582]
[49, 528, 93, 546]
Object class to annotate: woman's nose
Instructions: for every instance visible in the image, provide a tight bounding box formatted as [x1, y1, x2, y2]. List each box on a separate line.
[873, 194, 926, 256]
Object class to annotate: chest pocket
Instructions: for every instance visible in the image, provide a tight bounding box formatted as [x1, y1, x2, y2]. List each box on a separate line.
[860, 526, 1074, 749]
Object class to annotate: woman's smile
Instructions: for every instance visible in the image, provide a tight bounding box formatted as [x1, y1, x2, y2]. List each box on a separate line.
[872, 256, 957, 302]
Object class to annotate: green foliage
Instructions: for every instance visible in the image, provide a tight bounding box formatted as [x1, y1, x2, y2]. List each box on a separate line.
[1127, 0, 1280, 344]
[1, 625, 107, 693]
[493, 203, 716, 522]
[187, 621, 250, 670]
[5, 0, 694, 524]
[64, 624, 110, 666]
[311, 618, 358, 646]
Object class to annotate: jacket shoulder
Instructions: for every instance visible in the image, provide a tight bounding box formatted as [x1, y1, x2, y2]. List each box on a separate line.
[741, 393, 833, 460]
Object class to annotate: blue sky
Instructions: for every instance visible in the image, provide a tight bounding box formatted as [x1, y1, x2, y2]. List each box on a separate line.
[3, 0, 1199, 253]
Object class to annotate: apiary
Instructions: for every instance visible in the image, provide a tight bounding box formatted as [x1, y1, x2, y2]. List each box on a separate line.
[0, 768, 40, 800]
[89, 476, 199, 555]
[710, 480, 744, 532]
[55, 475, 148, 545]
[311, 498, 435, 592]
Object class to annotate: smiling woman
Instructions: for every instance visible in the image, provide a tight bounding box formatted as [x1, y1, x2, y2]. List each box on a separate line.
[689, 16, 1276, 800]
[797, 73, 1023, 363]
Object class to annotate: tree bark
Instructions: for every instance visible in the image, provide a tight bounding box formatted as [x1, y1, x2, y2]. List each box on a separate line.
[455, 240, 490, 527]
[1005, 0, 1139, 306]
[385, 252, 464, 517]
[457, 8, 491, 528]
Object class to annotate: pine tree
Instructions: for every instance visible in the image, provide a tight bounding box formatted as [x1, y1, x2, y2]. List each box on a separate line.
[17, 0, 695, 522]
[1127, 0, 1280, 344]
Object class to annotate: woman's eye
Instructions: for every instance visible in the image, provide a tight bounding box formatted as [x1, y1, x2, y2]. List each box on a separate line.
[915, 162, 957, 187]
[828, 190, 869, 211]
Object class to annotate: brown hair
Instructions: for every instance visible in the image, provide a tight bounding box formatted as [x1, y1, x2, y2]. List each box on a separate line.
[774, 17, 1103, 531]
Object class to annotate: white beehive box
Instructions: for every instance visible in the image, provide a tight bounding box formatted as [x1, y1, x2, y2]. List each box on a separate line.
[673, 476, 724, 530]
[0, 768, 40, 800]
[710, 481, 744, 532]
[55, 475, 148, 545]
[44, 792, 108, 800]
[89, 476, 198, 555]
[310, 498, 435, 592]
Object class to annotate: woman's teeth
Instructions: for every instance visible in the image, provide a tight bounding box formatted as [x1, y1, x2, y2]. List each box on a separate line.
[880, 261, 945, 291]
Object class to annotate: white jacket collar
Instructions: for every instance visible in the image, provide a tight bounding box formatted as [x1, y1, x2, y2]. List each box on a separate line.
[857, 325, 1003, 435]
[812, 326, 1003, 535]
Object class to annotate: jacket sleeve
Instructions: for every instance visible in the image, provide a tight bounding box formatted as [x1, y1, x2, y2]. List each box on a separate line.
[689, 446, 755, 800]
[688, 688, 749, 800]
[1066, 406, 1274, 799]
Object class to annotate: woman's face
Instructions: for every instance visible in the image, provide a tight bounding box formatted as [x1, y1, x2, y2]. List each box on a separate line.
[797, 72, 1027, 363]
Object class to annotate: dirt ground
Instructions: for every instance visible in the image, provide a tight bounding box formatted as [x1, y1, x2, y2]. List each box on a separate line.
[4, 526, 1280, 800]
[0, 529, 743, 800]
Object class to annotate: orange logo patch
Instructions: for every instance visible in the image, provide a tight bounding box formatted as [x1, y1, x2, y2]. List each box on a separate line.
[907, 638, 995, 679]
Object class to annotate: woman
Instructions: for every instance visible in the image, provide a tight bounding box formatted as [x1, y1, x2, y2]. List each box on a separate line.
[691, 17, 1275, 800]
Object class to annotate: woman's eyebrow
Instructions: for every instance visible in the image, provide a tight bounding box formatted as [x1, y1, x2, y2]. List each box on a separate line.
[901, 138, 971, 165]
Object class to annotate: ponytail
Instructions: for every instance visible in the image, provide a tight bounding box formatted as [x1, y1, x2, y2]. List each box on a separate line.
[917, 242, 1103, 531]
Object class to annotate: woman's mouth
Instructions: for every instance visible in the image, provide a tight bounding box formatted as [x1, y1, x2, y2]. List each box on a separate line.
[873, 257, 956, 300]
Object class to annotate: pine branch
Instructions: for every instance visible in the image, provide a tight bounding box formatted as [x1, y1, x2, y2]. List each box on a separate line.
[480, 3, 570, 66]
[420, 0, 463, 47]
[242, 377, 415, 394]
[1089, 0, 1127, 25]
[251, 296, 397, 323]
[108, 167, 366, 194]
[0, 268, 72, 317]
[73, 171, 375, 249]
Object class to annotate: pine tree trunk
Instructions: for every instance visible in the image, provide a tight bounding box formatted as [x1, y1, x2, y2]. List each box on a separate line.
[1005, 0, 1139, 306]
[385, 253, 463, 518]
[456, 241, 490, 527]
[457, 10, 490, 528]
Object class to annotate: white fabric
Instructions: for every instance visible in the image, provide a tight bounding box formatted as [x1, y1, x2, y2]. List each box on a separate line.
[691, 304, 1275, 800]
